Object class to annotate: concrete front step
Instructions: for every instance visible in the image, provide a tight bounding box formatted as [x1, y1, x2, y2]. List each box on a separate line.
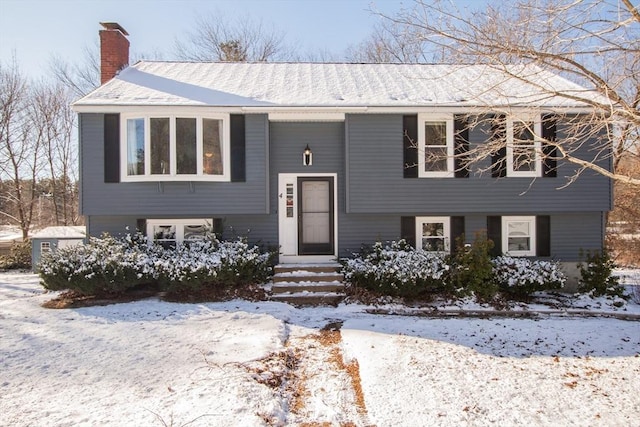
[274, 263, 342, 274]
[271, 281, 345, 294]
[269, 263, 346, 306]
[273, 272, 344, 283]
[270, 291, 344, 306]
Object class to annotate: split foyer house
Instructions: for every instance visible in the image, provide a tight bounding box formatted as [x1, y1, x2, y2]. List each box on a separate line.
[73, 23, 612, 272]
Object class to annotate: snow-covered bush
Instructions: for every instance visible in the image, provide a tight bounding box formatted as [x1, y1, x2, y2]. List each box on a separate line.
[39, 233, 274, 297]
[492, 256, 566, 298]
[341, 240, 449, 297]
[157, 238, 274, 293]
[40, 233, 155, 296]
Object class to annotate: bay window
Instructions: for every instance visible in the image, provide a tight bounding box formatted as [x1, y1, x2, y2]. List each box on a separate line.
[122, 113, 230, 181]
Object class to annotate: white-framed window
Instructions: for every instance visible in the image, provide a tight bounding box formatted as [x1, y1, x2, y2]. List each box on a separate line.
[146, 219, 212, 248]
[121, 114, 230, 182]
[416, 216, 450, 253]
[40, 242, 51, 253]
[502, 216, 536, 256]
[506, 116, 542, 177]
[418, 113, 454, 178]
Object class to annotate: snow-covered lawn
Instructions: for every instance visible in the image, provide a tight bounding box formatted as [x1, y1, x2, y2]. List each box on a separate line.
[1, 272, 639, 427]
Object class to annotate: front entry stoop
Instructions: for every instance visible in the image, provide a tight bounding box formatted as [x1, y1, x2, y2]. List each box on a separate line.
[269, 263, 345, 306]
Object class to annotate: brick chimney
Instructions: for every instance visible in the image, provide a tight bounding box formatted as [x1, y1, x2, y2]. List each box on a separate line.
[99, 22, 129, 85]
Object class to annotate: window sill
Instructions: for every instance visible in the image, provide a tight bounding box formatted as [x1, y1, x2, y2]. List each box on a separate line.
[122, 175, 230, 183]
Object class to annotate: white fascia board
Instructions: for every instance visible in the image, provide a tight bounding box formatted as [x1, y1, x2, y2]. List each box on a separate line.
[72, 104, 247, 114]
[73, 103, 595, 115]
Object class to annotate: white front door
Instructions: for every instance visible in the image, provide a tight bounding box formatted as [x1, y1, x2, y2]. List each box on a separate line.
[278, 173, 337, 263]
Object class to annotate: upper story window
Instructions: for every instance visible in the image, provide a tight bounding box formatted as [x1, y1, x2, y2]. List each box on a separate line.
[416, 216, 451, 253]
[418, 114, 454, 178]
[506, 116, 542, 178]
[502, 216, 536, 256]
[121, 114, 230, 182]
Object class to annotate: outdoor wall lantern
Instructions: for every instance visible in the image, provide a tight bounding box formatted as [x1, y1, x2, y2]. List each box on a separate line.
[303, 144, 313, 166]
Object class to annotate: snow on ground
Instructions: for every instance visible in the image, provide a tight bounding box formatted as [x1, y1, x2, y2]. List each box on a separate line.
[1, 271, 639, 427]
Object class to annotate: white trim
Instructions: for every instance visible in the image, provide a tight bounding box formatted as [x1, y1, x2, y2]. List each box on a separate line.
[415, 216, 451, 253]
[120, 113, 230, 182]
[417, 113, 454, 178]
[506, 116, 542, 178]
[269, 112, 345, 121]
[40, 241, 51, 253]
[278, 173, 338, 264]
[502, 216, 536, 256]
[73, 104, 595, 115]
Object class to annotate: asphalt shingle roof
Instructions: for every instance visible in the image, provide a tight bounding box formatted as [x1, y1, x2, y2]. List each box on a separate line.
[74, 61, 601, 109]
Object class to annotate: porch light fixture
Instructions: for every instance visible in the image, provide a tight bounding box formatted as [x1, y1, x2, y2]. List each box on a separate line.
[302, 144, 313, 166]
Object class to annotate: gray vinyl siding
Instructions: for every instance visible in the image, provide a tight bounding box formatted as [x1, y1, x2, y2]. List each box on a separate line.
[268, 121, 345, 214]
[82, 112, 608, 262]
[346, 114, 612, 214]
[336, 212, 602, 261]
[79, 113, 269, 216]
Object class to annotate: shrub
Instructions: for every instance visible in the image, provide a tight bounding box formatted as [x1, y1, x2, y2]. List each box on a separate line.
[447, 233, 497, 301]
[492, 256, 566, 299]
[0, 240, 32, 270]
[39, 233, 155, 297]
[577, 249, 627, 298]
[157, 237, 274, 293]
[39, 232, 274, 298]
[341, 240, 449, 298]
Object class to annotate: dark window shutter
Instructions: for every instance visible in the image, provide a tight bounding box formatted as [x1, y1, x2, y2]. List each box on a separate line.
[212, 218, 224, 238]
[542, 114, 558, 178]
[400, 216, 416, 248]
[454, 116, 469, 178]
[104, 114, 120, 183]
[230, 114, 246, 182]
[136, 219, 147, 234]
[536, 215, 551, 257]
[403, 115, 418, 178]
[491, 116, 507, 178]
[487, 216, 502, 256]
[450, 216, 465, 253]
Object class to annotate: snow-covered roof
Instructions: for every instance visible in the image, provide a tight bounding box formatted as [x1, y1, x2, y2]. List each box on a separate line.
[74, 62, 603, 110]
[31, 226, 86, 239]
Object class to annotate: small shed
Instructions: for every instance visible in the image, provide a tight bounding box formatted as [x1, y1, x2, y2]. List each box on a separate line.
[31, 226, 86, 270]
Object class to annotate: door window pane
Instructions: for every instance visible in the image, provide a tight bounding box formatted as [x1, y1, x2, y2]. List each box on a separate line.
[203, 119, 223, 175]
[150, 118, 170, 174]
[126, 118, 145, 175]
[176, 118, 197, 174]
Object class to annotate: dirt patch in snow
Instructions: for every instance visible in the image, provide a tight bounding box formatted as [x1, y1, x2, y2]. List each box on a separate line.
[41, 283, 268, 308]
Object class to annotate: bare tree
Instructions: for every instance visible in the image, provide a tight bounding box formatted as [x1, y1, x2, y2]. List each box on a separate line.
[50, 42, 100, 98]
[0, 59, 42, 239]
[29, 79, 79, 226]
[374, 0, 640, 186]
[174, 12, 292, 62]
[344, 21, 430, 63]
